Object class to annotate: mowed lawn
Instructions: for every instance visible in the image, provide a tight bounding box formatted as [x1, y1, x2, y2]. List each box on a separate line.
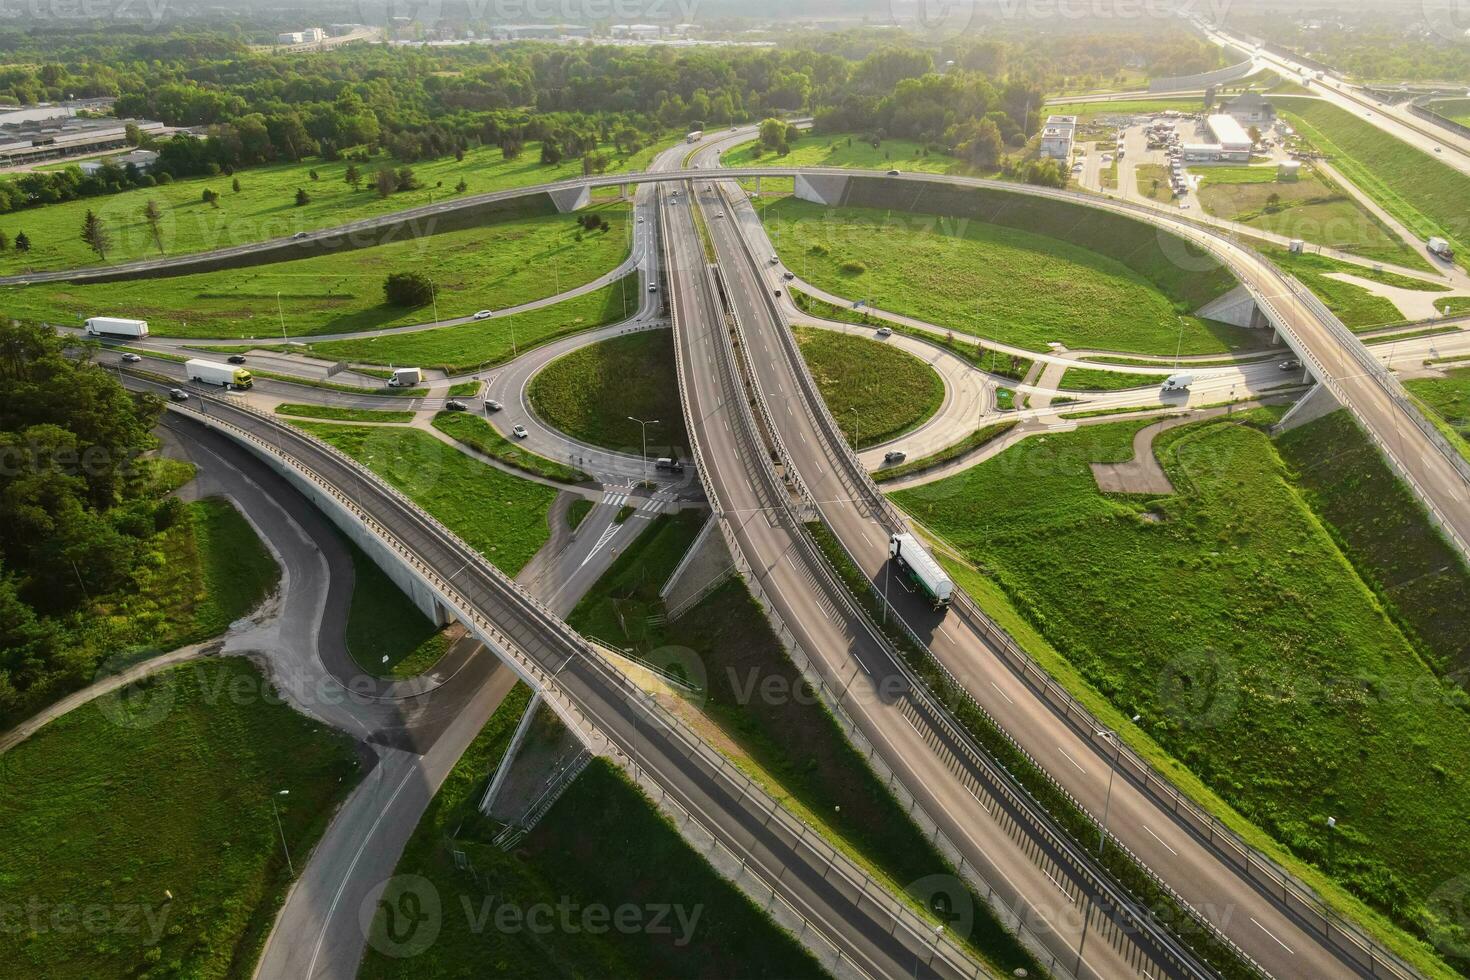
[1, 203, 629, 339]
[1042, 98, 1203, 125]
[1405, 364, 1470, 463]
[1197, 165, 1422, 268]
[1275, 96, 1470, 258]
[308, 271, 639, 374]
[722, 131, 976, 175]
[293, 424, 556, 575]
[0, 135, 674, 273]
[793, 325, 944, 448]
[528, 328, 691, 456]
[763, 198, 1263, 355]
[892, 415, 1470, 961]
[0, 658, 360, 979]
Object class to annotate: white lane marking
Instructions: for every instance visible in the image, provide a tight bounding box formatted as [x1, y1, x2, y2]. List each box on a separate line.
[1250, 917, 1296, 955]
[1042, 867, 1071, 899]
[990, 681, 1013, 704]
[1142, 824, 1178, 856]
[1058, 747, 1087, 775]
[580, 522, 622, 568]
[936, 623, 954, 643]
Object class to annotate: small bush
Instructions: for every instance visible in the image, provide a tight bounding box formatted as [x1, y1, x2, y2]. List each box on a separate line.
[839, 259, 866, 275]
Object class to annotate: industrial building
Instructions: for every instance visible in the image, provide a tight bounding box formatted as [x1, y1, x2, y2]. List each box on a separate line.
[0, 115, 168, 167]
[277, 28, 326, 45]
[1038, 115, 1077, 160]
[1218, 92, 1276, 125]
[1174, 113, 1256, 164]
[78, 149, 159, 175]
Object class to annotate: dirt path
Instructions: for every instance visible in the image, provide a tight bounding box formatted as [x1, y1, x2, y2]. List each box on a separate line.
[1090, 407, 1230, 494]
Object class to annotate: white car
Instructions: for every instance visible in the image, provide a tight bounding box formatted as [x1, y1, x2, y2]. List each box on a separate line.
[716, 211, 724, 218]
[637, 216, 645, 223]
[512, 424, 528, 439]
[473, 310, 492, 320]
[120, 352, 142, 363]
[648, 283, 658, 292]
[876, 327, 892, 338]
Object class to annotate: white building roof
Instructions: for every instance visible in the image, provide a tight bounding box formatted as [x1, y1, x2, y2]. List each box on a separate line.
[1206, 113, 1252, 149]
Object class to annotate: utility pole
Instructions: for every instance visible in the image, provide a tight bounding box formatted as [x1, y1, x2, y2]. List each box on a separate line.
[270, 789, 293, 875]
[628, 416, 659, 476]
[276, 292, 287, 343]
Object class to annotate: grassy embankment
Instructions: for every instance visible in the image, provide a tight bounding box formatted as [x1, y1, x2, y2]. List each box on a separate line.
[566, 513, 1042, 975]
[431, 410, 592, 484]
[1058, 366, 1170, 391]
[358, 675, 826, 978]
[0, 658, 360, 978]
[0, 134, 674, 273]
[273, 403, 414, 423]
[1258, 244, 1446, 329]
[793, 325, 943, 449]
[892, 411, 1470, 975]
[1405, 365, 1470, 464]
[341, 539, 451, 678]
[761, 190, 1263, 356]
[1, 201, 630, 339]
[309, 272, 640, 375]
[527, 329, 691, 456]
[1195, 163, 1426, 268]
[1275, 96, 1470, 259]
[293, 424, 556, 576]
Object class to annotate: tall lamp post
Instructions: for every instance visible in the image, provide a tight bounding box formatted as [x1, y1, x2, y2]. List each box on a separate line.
[1097, 729, 1121, 857]
[276, 291, 287, 344]
[269, 789, 293, 875]
[628, 416, 659, 477]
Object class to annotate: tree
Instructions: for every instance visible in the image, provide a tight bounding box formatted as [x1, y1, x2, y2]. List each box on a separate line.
[394, 167, 420, 192]
[231, 177, 241, 193]
[14, 231, 29, 252]
[758, 117, 786, 150]
[79, 210, 111, 260]
[539, 140, 562, 165]
[0, 231, 8, 252]
[344, 164, 361, 190]
[308, 169, 319, 181]
[142, 199, 164, 254]
[375, 168, 396, 198]
[501, 137, 523, 161]
[295, 188, 311, 206]
[201, 188, 219, 207]
[958, 117, 1004, 170]
[455, 178, 467, 194]
[383, 271, 434, 307]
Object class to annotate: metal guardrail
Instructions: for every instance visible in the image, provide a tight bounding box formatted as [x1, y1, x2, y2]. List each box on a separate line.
[711, 178, 1429, 980]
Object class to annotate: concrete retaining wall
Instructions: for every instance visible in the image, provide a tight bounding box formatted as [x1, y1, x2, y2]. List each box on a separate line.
[793, 172, 849, 206]
[1197, 283, 1269, 329]
[1148, 48, 1254, 92]
[1410, 98, 1470, 141]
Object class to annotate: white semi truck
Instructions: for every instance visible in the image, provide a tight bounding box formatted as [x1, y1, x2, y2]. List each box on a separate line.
[388, 367, 422, 387]
[1428, 237, 1455, 260]
[185, 358, 254, 389]
[889, 532, 955, 608]
[84, 316, 148, 338]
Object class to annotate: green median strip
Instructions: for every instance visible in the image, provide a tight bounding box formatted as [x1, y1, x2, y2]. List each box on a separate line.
[874, 421, 1018, 482]
[274, 403, 415, 423]
[430, 410, 592, 485]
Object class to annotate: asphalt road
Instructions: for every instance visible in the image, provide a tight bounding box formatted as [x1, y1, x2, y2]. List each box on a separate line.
[696, 173, 1396, 979]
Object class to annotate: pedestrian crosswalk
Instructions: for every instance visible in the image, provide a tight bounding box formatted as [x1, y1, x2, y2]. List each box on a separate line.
[601, 484, 679, 515]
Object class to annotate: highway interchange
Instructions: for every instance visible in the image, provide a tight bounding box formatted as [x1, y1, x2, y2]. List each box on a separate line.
[33, 108, 1470, 979]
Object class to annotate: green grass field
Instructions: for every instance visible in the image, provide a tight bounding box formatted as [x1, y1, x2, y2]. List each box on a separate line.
[1405, 365, 1470, 464]
[1196, 164, 1422, 267]
[874, 421, 1018, 481]
[273, 403, 414, 423]
[342, 538, 450, 677]
[1042, 98, 1204, 125]
[0, 135, 673, 273]
[763, 197, 1263, 355]
[358, 681, 825, 979]
[722, 131, 977, 176]
[0, 658, 360, 978]
[527, 328, 691, 457]
[1259, 245, 1422, 328]
[793, 326, 943, 448]
[2, 203, 629, 339]
[431, 410, 592, 484]
[1275, 97, 1470, 259]
[1134, 163, 1176, 203]
[308, 271, 639, 374]
[294, 424, 556, 575]
[1058, 366, 1170, 391]
[893, 414, 1470, 968]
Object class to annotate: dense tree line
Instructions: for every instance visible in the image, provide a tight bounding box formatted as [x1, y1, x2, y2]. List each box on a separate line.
[0, 322, 173, 724]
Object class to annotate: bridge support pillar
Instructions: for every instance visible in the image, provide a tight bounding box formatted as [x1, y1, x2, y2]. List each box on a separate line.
[794, 173, 850, 206]
[547, 184, 591, 213]
[1274, 383, 1341, 433]
[1196, 283, 1270, 330]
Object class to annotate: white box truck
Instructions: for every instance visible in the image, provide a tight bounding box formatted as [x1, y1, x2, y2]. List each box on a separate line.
[388, 367, 422, 387]
[1428, 237, 1454, 260]
[185, 358, 254, 389]
[1162, 373, 1194, 392]
[84, 317, 148, 338]
[889, 532, 955, 608]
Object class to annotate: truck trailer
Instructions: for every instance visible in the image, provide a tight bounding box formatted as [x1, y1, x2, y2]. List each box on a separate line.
[889, 532, 954, 608]
[84, 316, 148, 338]
[185, 358, 253, 389]
[1428, 237, 1455, 260]
[388, 367, 422, 387]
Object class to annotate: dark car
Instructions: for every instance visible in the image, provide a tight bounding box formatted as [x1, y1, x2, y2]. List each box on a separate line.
[169, 388, 189, 402]
[227, 354, 247, 364]
[883, 450, 906, 464]
[444, 399, 468, 411]
[887, 169, 901, 175]
[485, 399, 503, 412]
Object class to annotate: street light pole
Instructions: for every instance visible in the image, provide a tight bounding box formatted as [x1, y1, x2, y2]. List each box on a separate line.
[628, 416, 659, 477]
[1097, 730, 1120, 858]
[429, 279, 439, 326]
[270, 789, 293, 875]
[276, 291, 287, 344]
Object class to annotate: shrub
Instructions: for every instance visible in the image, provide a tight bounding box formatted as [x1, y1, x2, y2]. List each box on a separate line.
[383, 271, 434, 307]
[839, 259, 867, 274]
